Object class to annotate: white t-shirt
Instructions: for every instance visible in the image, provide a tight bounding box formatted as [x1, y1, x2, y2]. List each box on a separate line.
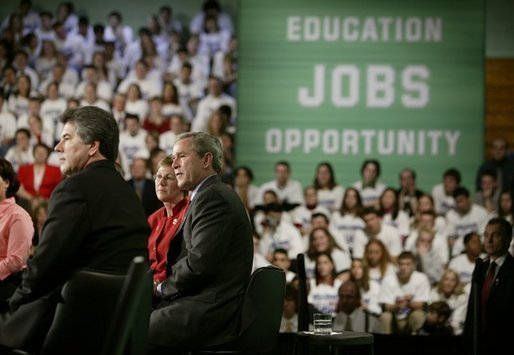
[446, 204, 489, 255]
[330, 212, 365, 255]
[379, 270, 431, 306]
[317, 185, 345, 213]
[191, 93, 237, 133]
[431, 183, 455, 215]
[259, 179, 305, 206]
[404, 230, 450, 265]
[118, 129, 149, 179]
[308, 278, 343, 317]
[447, 253, 486, 285]
[259, 220, 305, 260]
[352, 180, 386, 207]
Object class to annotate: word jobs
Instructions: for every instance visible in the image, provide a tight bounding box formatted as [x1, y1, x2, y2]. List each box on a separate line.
[298, 64, 429, 108]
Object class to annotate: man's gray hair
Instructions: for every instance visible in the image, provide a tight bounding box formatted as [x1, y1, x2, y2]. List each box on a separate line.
[60, 106, 119, 162]
[176, 132, 223, 173]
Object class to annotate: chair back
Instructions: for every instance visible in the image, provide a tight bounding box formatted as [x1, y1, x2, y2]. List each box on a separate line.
[296, 253, 310, 332]
[237, 265, 286, 352]
[40, 256, 152, 355]
[101, 256, 153, 355]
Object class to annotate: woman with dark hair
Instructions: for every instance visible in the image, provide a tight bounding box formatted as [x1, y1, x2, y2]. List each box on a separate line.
[0, 157, 34, 301]
[331, 187, 366, 255]
[308, 252, 342, 316]
[379, 187, 410, 239]
[352, 159, 386, 207]
[313, 161, 345, 213]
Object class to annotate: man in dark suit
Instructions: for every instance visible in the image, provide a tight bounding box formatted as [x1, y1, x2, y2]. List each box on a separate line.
[148, 132, 253, 353]
[0, 106, 150, 351]
[463, 217, 514, 355]
[127, 157, 161, 216]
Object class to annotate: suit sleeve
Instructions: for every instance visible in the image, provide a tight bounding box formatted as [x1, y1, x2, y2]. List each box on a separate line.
[161, 190, 236, 298]
[9, 179, 90, 310]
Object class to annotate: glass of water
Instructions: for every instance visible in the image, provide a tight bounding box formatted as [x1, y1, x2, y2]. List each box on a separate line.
[313, 313, 332, 335]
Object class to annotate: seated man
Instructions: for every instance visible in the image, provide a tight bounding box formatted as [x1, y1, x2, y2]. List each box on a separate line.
[333, 279, 379, 333]
[378, 251, 431, 335]
[148, 132, 253, 353]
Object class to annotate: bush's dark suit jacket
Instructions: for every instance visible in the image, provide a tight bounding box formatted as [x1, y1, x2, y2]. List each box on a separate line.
[463, 253, 514, 354]
[149, 175, 253, 349]
[9, 159, 150, 309]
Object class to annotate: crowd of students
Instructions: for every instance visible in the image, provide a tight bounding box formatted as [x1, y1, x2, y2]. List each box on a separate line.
[251, 158, 514, 336]
[1, 0, 514, 341]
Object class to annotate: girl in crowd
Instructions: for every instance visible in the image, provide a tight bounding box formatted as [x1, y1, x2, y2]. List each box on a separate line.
[161, 81, 184, 118]
[305, 227, 351, 279]
[330, 187, 366, 256]
[8, 74, 32, 117]
[410, 193, 447, 235]
[352, 159, 386, 208]
[363, 239, 396, 284]
[428, 269, 468, 335]
[378, 187, 410, 240]
[308, 252, 342, 317]
[312, 161, 344, 213]
[350, 258, 382, 315]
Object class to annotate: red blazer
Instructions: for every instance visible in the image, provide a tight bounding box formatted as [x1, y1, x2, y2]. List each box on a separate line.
[17, 164, 63, 198]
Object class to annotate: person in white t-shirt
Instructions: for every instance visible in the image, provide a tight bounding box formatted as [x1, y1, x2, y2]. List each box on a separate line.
[378, 251, 430, 334]
[304, 227, 351, 279]
[378, 187, 411, 240]
[349, 258, 382, 316]
[446, 186, 489, 257]
[354, 207, 402, 261]
[447, 231, 485, 285]
[103, 10, 133, 57]
[258, 202, 304, 262]
[308, 253, 342, 317]
[40, 81, 67, 144]
[79, 82, 110, 112]
[123, 83, 149, 121]
[191, 75, 236, 132]
[259, 160, 304, 207]
[159, 114, 189, 156]
[431, 168, 461, 215]
[232, 166, 260, 214]
[330, 187, 366, 256]
[0, 92, 16, 157]
[352, 159, 386, 208]
[117, 60, 161, 100]
[290, 185, 331, 238]
[404, 210, 449, 266]
[118, 113, 148, 179]
[313, 161, 345, 213]
[364, 239, 397, 285]
[5, 128, 34, 172]
[428, 269, 469, 335]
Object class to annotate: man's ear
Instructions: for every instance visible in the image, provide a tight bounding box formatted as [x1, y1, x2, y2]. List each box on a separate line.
[203, 152, 213, 169]
[88, 141, 100, 157]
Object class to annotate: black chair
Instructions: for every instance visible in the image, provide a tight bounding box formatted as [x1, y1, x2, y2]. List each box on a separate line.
[189, 265, 286, 354]
[40, 256, 152, 355]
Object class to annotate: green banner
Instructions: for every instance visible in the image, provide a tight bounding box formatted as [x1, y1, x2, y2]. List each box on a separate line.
[236, 0, 484, 192]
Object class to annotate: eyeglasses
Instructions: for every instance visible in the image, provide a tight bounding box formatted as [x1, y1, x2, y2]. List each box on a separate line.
[153, 174, 176, 183]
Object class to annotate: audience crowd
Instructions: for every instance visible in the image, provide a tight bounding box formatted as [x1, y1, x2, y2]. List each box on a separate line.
[1, 0, 514, 341]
